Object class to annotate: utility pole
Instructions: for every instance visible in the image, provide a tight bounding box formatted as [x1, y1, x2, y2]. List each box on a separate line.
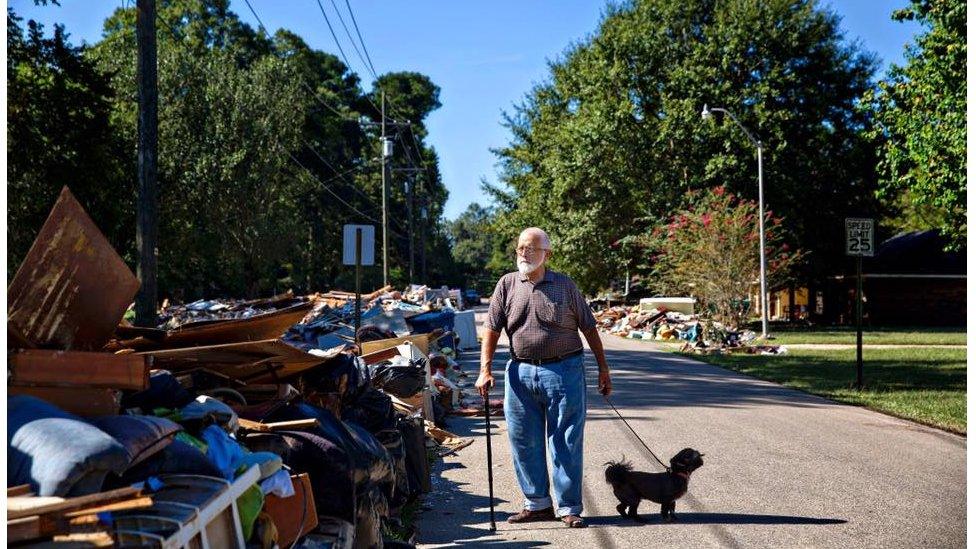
[407, 175, 415, 282]
[380, 92, 391, 286]
[419, 184, 428, 282]
[135, 0, 158, 327]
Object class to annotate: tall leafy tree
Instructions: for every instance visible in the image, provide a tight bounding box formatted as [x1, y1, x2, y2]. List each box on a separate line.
[490, 0, 880, 294]
[90, 1, 309, 298]
[7, 8, 131, 275]
[864, 0, 966, 248]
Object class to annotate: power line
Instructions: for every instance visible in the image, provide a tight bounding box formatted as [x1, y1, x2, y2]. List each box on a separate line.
[342, 0, 377, 77]
[327, 0, 376, 80]
[156, 7, 390, 229]
[284, 149, 386, 226]
[313, 0, 353, 73]
[242, 0, 351, 120]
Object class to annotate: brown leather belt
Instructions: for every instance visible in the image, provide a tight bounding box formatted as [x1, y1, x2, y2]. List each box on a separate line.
[510, 348, 584, 366]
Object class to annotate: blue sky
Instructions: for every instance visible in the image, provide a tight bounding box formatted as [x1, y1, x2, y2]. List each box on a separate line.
[11, 1, 921, 220]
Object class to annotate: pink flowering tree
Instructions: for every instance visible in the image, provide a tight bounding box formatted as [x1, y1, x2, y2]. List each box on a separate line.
[642, 186, 805, 329]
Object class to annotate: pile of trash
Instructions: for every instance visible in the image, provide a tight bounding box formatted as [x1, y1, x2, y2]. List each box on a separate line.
[595, 304, 787, 355]
[5, 187, 481, 549]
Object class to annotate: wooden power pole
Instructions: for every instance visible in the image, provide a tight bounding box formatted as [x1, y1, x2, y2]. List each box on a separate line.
[135, 0, 159, 327]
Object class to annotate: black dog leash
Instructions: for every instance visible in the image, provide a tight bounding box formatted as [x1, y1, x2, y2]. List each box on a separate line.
[603, 394, 671, 473]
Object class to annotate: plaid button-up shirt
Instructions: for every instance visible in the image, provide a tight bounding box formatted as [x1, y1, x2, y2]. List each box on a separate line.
[485, 269, 596, 361]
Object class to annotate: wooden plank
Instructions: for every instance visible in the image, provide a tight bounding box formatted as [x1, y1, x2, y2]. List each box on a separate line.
[64, 497, 153, 519]
[7, 387, 120, 417]
[7, 515, 51, 543]
[360, 334, 429, 355]
[360, 346, 400, 365]
[7, 186, 140, 351]
[238, 418, 319, 432]
[8, 485, 34, 497]
[9, 350, 149, 390]
[138, 338, 325, 383]
[8, 487, 141, 520]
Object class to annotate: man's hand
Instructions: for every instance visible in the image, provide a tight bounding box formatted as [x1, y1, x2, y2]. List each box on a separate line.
[598, 369, 612, 396]
[476, 371, 495, 398]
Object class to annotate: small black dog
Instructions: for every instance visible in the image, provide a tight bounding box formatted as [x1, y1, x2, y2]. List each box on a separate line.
[604, 448, 705, 523]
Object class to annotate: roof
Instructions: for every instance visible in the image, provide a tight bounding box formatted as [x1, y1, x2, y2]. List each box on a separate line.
[863, 230, 966, 275]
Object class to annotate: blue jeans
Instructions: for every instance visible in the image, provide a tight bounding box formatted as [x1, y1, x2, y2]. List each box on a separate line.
[504, 352, 587, 517]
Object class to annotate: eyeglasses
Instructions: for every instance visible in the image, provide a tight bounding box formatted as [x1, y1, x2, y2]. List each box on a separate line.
[515, 245, 549, 256]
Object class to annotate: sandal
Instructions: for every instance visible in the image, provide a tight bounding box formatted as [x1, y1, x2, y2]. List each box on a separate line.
[561, 515, 587, 528]
[507, 507, 556, 524]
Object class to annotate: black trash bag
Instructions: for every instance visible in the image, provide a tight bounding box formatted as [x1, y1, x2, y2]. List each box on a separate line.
[343, 420, 396, 505]
[368, 358, 427, 398]
[243, 430, 357, 525]
[398, 417, 430, 495]
[263, 402, 373, 489]
[121, 370, 193, 413]
[342, 387, 396, 433]
[431, 400, 447, 428]
[356, 325, 396, 342]
[374, 428, 410, 510]
[299, 354, 370, 402]
[355, 486, 387, 549]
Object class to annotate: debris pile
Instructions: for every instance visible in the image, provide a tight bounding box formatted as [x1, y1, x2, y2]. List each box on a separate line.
[595, 304, 787, 355]
[6, 187, 482, 548]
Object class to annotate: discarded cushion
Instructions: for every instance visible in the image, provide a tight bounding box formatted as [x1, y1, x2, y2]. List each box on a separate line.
[87, 414, 182, 468]
[105, 439, 222, 488]
[8, 395, 130, 497]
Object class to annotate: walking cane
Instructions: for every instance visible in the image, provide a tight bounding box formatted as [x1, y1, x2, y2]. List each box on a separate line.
[483, 394, 497, 531]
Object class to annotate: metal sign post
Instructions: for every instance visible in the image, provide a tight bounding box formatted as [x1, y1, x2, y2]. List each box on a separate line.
[343, 224, 375, 344]
[845, 218, 874, 390]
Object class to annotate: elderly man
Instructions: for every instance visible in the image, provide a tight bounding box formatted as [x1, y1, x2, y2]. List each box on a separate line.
[476, 227, 612, 529]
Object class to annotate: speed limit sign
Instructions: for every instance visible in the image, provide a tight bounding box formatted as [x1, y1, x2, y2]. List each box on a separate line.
[845, 218, 874, 257]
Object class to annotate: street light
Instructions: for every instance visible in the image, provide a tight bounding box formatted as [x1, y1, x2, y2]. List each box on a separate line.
[701, 104, 769, 339]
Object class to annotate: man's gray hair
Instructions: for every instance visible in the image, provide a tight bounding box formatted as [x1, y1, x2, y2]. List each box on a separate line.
[520, 227, 551, 250]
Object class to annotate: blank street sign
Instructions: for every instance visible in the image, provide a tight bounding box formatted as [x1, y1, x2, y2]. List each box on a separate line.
[343, 224, 375, 266]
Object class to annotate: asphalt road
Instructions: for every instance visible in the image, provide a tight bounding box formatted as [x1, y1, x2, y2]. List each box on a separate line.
[415, 309, 966, 548]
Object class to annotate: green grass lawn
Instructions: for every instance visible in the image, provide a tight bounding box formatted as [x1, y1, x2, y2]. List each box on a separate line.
[760, 326, 967, 346]
[682, 347, 967, 434]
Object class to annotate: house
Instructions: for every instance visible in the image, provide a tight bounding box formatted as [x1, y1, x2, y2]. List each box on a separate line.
[813, 230, 965, 326]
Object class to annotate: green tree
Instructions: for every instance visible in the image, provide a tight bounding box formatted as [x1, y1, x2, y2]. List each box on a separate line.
[9, 0, 456, 299]
[864, 0, 966, 248]
[490, 0, 880, 295]
[446, 203, 507, 291]
[91, 1, 311, 297]
[7, 8, 131, 275]
[642, 186, 804, 328]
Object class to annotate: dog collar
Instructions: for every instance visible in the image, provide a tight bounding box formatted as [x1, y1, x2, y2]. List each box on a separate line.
[673, 471, 691, 480]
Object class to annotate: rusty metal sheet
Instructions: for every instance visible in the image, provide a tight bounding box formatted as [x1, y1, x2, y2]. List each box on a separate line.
[7, 187, 140, 351]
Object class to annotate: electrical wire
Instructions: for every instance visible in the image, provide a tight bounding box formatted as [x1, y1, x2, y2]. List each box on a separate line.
[314, 0, 353, 73]
[327, 0, 376, 80]
[157, 7, 390, 227]
[341, 0, 378, 78]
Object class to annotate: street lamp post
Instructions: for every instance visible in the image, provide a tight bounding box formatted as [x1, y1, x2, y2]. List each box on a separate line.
[701, 104, 769, 339]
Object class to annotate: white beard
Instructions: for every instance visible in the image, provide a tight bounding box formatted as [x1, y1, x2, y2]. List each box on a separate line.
[517, 258, 543, 276]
